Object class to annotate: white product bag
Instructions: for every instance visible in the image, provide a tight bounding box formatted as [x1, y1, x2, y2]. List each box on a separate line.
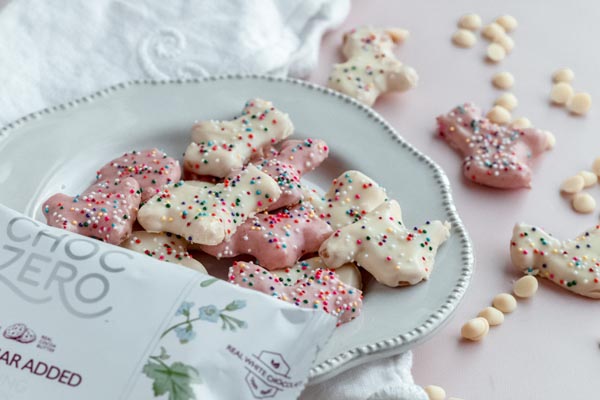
[0, 204, 336, 399]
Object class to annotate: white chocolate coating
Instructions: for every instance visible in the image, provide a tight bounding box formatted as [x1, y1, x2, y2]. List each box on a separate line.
[328, 26, 418, 106]
[319, 200, 451, 287]
[309, 170, 388, 230]
[137, 165, 281, 245]
[272, 256, 362, 290]
[511, 223, 600, 298]
[183, 98, 293, 177]
[121, 231, 207, 274]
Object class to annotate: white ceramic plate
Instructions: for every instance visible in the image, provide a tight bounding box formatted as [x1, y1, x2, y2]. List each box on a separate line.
[0, 75, 473, 383]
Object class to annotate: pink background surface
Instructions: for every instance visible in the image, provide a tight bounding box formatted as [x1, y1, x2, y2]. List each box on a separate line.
[310, 1, 600, 399]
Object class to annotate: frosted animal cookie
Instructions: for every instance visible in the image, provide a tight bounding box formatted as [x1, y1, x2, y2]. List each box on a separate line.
[437, 103, 555, 189]
[43, 178, 141, 245]
[199, 202, 332, 270]
[229, 261, 363, 325]
[95, 149, 181, 202]
[511, 223, 600, 299]
[273, 256, 362, 290]
[328, 26, 418, 106]
[138, 165, 281, 245]
[255, 138, 329, 210]
[319, 200, 451, 287]
[310, 170, 388, 230]
[121, 231, 207, 274]
[183, 98, 294, 178]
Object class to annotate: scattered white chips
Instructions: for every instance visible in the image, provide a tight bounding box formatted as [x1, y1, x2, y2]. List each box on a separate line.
[452, 29, 477, 48]
[496, 15, 518, 32]
[552, 68, 575, 83]
[492, 71, 514, 89]
[572, 192, 596, 214]
[513, 275, 538, 298]
[495, 92, 518, 110]
[458, 13, 482, 30]
[482, 22, 505, 40]
[424, 385, 447, 400]
[461, 317, 489, 341]
[486, 43, 506, 62]
[494, 34, 515, 52]
[550, 82, 574, 105]
[578, 171, 598, 187]
[478, 306, 504, 326]
[567, 92, 592, 115]
[560, 175, 585, 194]
[511, 117, 531, 129]
[492, 293, 517, 313]
[486, 105, 511, 124]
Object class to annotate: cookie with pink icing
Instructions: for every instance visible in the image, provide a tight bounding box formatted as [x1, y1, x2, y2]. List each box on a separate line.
[255, 138, 329, 210]
[183, 98, 294, 178]
[96, 149, 181, 202]
[319, 200, 451, 287]
[199, 202, 333, 270]
[328, 26, 418, 106]
[42, 178, 141, 245]
[273, 256, 362, 290]
[229, 261, 362, 325]
[121, 231, 207, 274]
[511, 223, 600, 299]
[308, 170, 388, 229]
[437, 103, 555, 189]
[137, 165, 281, 245]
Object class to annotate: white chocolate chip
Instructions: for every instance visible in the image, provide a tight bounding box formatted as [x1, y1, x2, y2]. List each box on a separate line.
[550, 82, 574, 105]
[567, 92, 592, 115]
[496, 15, 518, 32]
[452, 29, 477, 48]
[458, 13, 482, 31]
[494, 34, 514, 52]
[495, 92, 518, 110]
[477, 306, 504, 326]
[386, 28, 410, 44]
[482, 22, 505, 40]
[492, 293, 517, 313]
[511, 117, 531, 129]
[513, 275, 539, 298]
[578, 171, 598, 187]
[461, 317, 490, 341]
[545, 132, 556, 149]
[492, 72, 514, 89]
[552, 68, 575, 83]
[424, 385, 446, 400]
[592, 157, 600, 176]
[560, 175, 585, 194]
[572, 192, 596, 214]
[486, 105, 511, 124]
[486, 43, 506, 62]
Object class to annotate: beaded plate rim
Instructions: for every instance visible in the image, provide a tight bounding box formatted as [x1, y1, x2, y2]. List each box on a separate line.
[0, 74, 474, 382]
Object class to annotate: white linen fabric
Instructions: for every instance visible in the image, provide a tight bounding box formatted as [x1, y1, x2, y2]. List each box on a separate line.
[0, 0, 349, 125]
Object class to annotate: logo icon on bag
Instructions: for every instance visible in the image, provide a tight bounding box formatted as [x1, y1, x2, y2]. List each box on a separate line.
[245, 351, 292, 399]
[3, 323, 37, 344]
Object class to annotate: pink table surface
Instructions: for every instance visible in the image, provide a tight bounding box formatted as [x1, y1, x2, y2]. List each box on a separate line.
[310, 0, 600, 398]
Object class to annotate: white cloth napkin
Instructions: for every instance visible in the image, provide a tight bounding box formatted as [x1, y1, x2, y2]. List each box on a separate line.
[0, 0, 349, 125]
[301, 352, 428, 400]
[0, 1, 427, 399]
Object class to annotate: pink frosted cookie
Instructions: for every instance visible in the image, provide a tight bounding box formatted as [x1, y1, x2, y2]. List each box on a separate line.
[511, 223, 600, 299]
[256, 138, 329, 210]
[437, 103, 555, 189]
[121, 231, 207, 274]
[229, 261, 362, 325]
[319, 200, 451, 287]
[137, 165, 281, 245]
[42, 178, 141, 245]
[199, 202, 333, 270]
[95, 149, 181, 202]
[308, 170, 388, 229]
[328, 26, 418, 106]
[183, 98, 294, 178]
[273, 256, 362, 290]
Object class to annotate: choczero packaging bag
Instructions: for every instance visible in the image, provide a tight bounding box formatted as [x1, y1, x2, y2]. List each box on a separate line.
[0, 205, 336, 400]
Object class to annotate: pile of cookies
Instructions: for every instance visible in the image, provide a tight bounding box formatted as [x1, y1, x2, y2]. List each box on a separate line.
[42, 98, 451, 326]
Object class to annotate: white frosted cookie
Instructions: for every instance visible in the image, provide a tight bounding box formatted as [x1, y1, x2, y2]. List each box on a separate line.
[121, 231, 207, 274]
[319, 200, 451, 287]
[309, 170, 388, 230]
[272, 256, 362, 290]
[511, 223, 600, 298]
[183, 98, 294, 177]
[328, 26, 418, 106]
[137, 165, 281, 245]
